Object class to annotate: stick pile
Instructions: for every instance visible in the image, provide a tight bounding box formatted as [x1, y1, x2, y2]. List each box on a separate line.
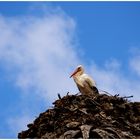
[18, 93, 140, 139]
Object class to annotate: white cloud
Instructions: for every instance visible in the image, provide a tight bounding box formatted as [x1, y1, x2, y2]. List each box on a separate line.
[0, 10, 80, 103]
[129, 55, 140, 76]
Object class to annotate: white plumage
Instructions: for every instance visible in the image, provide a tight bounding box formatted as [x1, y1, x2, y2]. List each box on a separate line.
[70, 65, 98, 95]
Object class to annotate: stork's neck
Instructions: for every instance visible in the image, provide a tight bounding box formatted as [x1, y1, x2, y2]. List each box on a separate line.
[73, 74, 84, 87]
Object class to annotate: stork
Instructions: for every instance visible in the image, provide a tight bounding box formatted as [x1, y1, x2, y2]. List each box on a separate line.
[70, 65, 99, 96]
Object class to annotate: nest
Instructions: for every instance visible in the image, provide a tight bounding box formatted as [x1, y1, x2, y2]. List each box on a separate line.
[18, 93, 140, 139]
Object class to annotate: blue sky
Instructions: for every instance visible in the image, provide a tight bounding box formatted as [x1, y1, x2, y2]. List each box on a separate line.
[0, 2, 140, 138]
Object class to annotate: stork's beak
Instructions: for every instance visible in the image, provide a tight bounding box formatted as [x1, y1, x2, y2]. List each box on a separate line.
[70, 69, 78, 78]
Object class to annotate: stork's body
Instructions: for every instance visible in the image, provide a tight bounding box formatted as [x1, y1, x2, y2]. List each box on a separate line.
[70, 65, 98, 96]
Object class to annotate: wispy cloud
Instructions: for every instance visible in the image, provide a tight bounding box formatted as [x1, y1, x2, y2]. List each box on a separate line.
[129, 48, 140, 77]
[0, 8, 80, 102]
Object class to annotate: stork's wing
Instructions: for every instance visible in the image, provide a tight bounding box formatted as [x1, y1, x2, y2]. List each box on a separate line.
[83, 74, 99, 94]
[82, 74, 96, 87]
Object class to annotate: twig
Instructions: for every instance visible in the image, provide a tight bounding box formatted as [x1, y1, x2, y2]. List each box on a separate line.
[67, 92, 69, 95]
[114, 94, 120, 97]
[57, 93, 61, 99]
[122, 95, 133, 99]
[99, 89, 113, 96]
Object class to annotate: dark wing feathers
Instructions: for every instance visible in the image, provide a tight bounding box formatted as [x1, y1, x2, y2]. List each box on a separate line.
[85, 79, 99, 95]
[91, 86, 99, 95]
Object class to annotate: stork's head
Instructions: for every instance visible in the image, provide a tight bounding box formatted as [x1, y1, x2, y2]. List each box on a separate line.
[70, 65, 84, 78]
